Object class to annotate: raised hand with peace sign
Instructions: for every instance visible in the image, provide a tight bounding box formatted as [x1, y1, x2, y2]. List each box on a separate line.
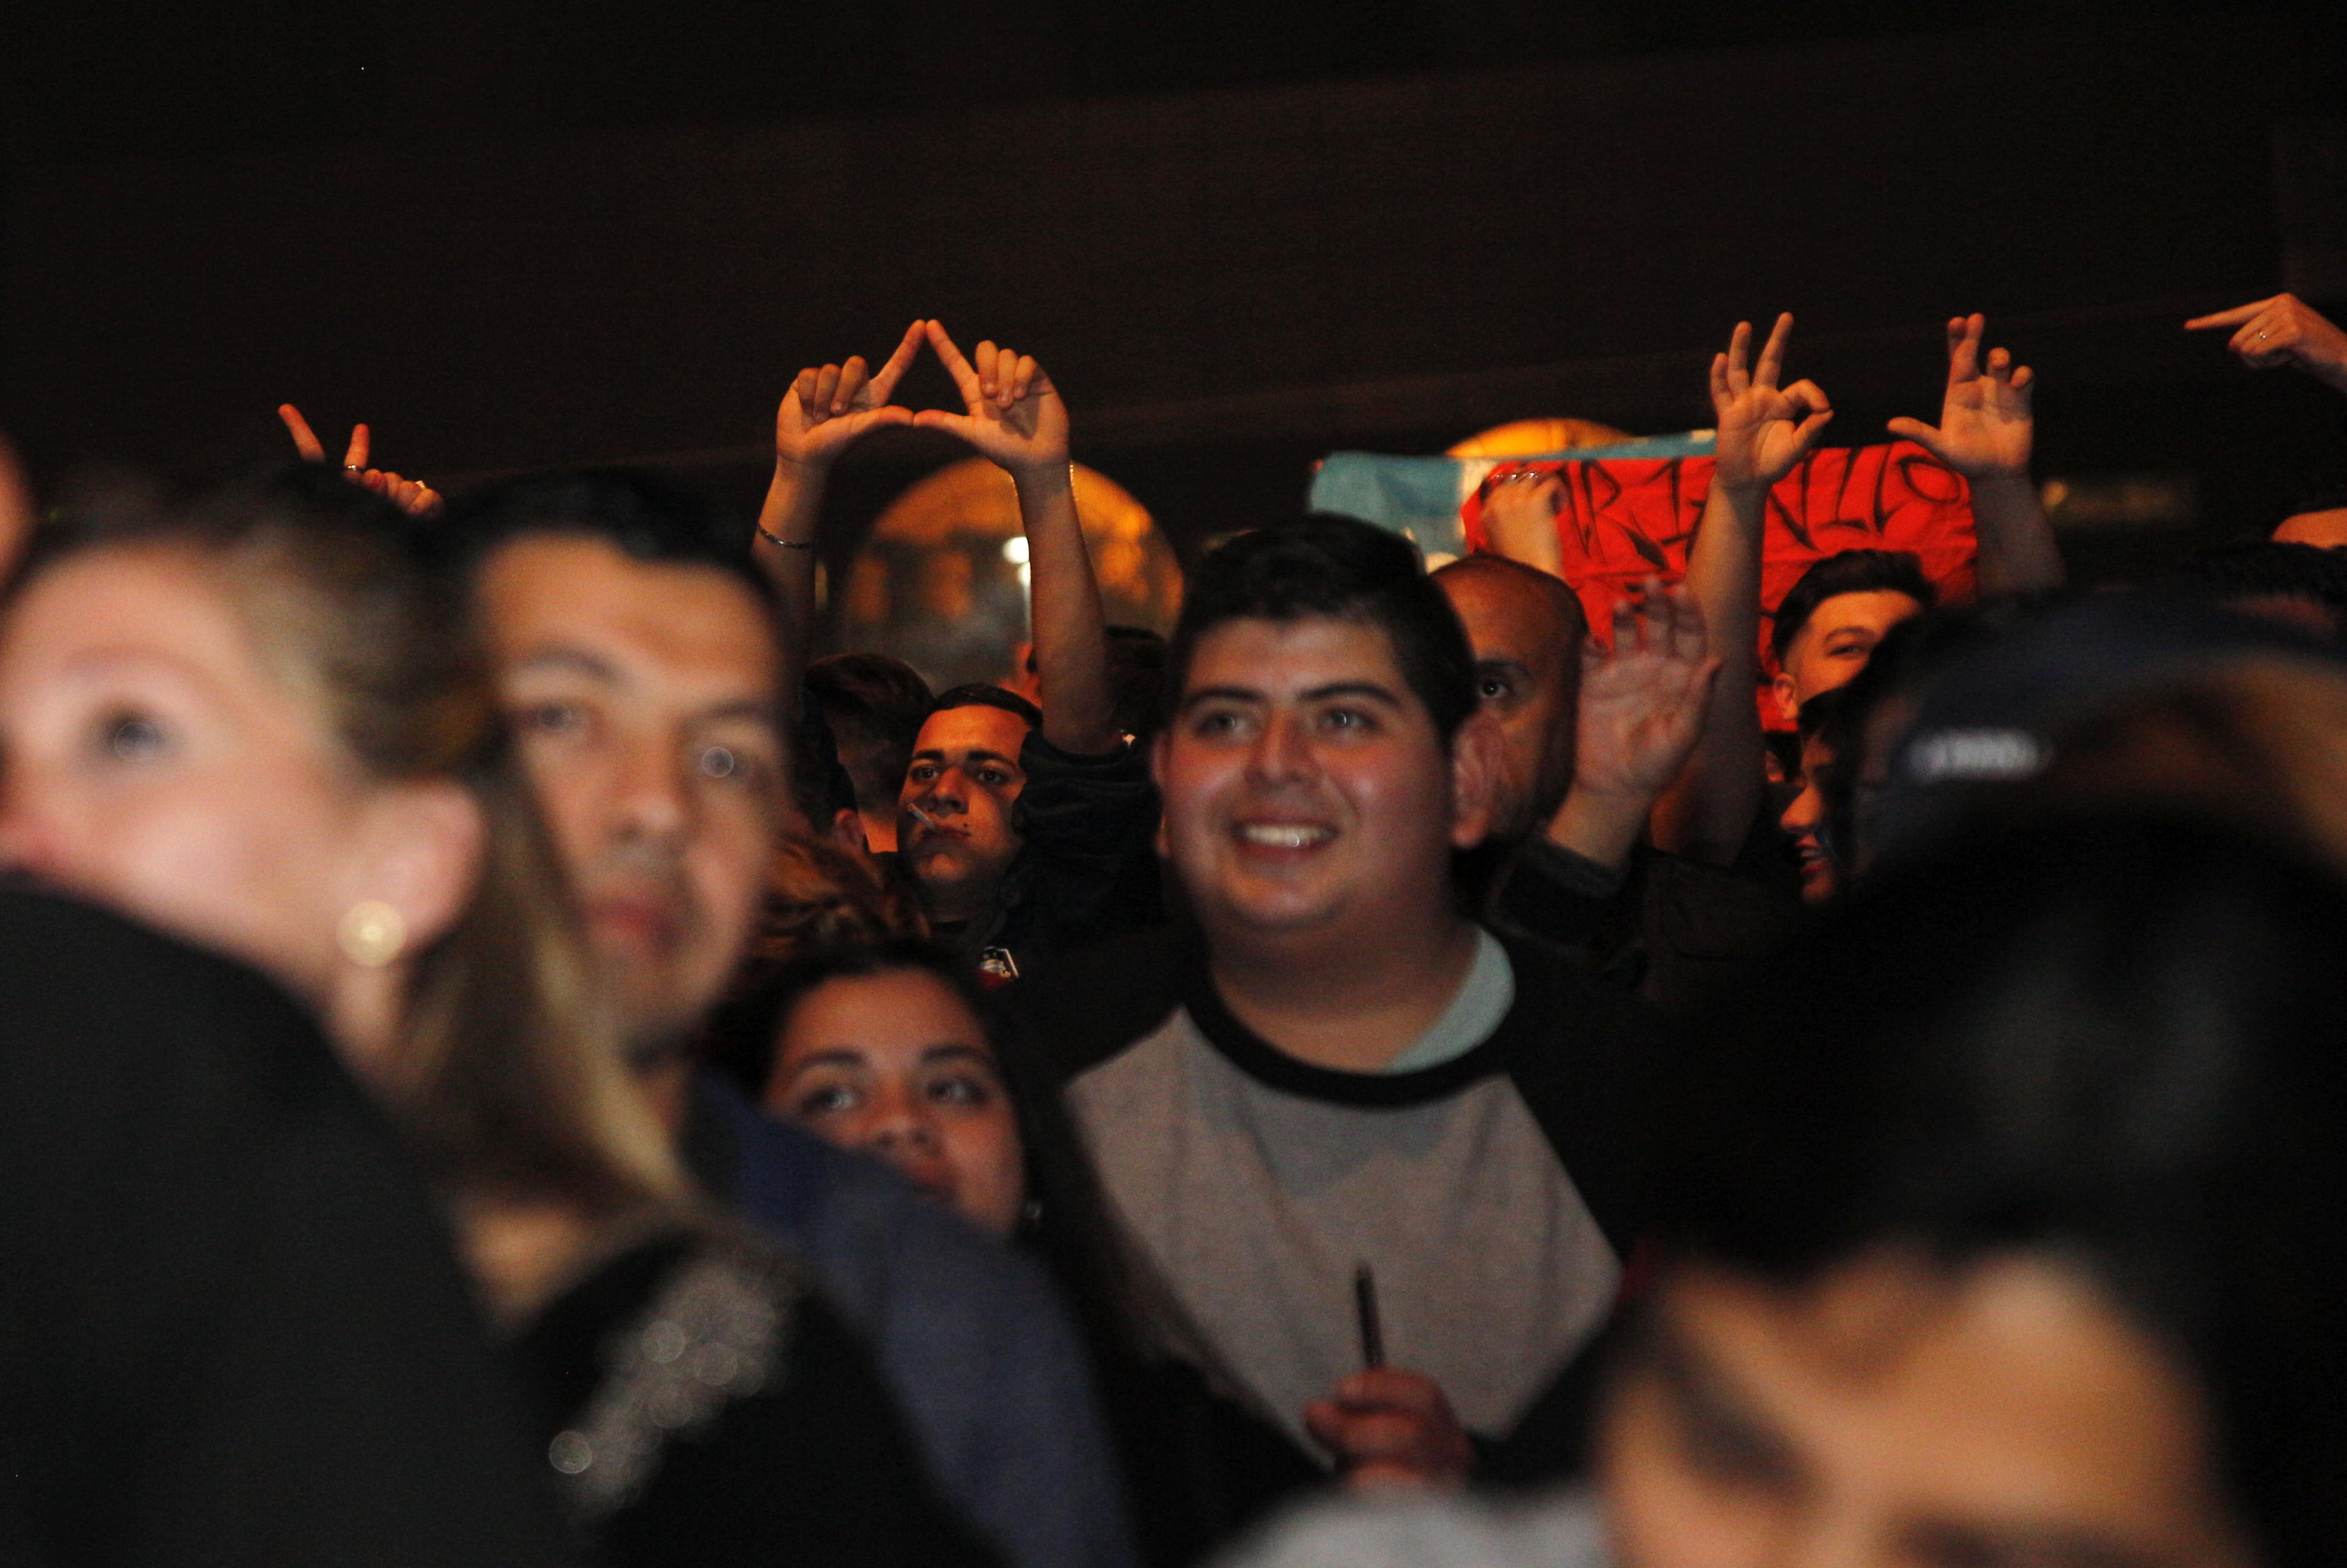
[277, 404, 444, 518]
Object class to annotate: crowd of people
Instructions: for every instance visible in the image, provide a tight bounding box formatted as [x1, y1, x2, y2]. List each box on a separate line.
[2, 289, 2345, 1568]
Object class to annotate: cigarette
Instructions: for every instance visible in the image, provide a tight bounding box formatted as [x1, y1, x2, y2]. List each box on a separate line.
[1353, 1263, 1384, 1370]
[906, 804, 940, 830]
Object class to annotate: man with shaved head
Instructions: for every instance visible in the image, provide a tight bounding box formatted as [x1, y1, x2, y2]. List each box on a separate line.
[1431, 554, 1587, 842]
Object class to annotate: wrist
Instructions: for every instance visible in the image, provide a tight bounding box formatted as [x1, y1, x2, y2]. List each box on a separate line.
[1968, 471, 2036, 502]
[772, 450, 835, 480]
[1547, 783, 1651, 871]
[1007, 458, 1075, 492]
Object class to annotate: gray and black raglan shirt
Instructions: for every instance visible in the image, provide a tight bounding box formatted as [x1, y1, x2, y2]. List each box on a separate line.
[1004, 925, 1664, 1473]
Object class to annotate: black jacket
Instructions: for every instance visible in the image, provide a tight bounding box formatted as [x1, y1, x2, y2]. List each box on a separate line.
[0, 891, 573, 1567]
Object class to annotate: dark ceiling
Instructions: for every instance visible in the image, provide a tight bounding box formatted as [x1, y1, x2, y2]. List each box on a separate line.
[4, 1, 2343, 585]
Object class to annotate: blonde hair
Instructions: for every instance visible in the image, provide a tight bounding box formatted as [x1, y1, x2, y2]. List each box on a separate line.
[22, 467, 681, 1216]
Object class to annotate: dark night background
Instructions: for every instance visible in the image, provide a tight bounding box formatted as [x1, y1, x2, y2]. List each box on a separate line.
[4, 1, 2343, 594]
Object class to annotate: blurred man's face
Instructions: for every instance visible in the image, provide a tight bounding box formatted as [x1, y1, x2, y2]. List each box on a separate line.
[478, 536, 789, 1047]
[899, 703, 1030, 927]
[1155, 616, 1492, 954]
[1772, 591, 1924, 725]
[1601, 1254, 2249, 1568]
[1437, 563, 1579, 842]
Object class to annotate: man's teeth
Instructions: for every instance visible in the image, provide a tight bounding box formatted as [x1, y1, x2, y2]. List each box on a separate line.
[1237, 824, 1334, 849]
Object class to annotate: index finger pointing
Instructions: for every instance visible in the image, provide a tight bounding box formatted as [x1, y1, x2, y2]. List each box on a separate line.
[867, 320, 926, 402]
[915, 319, 981, 399]
[2184, 299, 2270, 331]
[279, 404, 326, 462]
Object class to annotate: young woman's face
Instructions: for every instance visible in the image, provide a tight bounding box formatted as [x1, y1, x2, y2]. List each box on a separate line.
[765, 967, 1027, 1238]
[1601, 1253, 2252, 1568]
[0, 549, 381, 1002]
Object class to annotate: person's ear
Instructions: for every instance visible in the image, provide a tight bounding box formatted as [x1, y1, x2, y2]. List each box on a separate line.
[343, 779, 486, 962]
[828, 807, 871, 856]
[1770, 669, 1801, 729]
[1447, 711, 1503, 851]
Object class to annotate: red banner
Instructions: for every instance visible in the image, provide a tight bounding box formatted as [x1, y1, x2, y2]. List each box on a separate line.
[1461, 442, 1977, 721]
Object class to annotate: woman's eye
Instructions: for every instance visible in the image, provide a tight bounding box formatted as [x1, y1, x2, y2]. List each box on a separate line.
[100, 712, 167, 761]
[928, 1073, 998, 1108]
[518, 701, 590, 738]
[794, 1083, 858, 1118]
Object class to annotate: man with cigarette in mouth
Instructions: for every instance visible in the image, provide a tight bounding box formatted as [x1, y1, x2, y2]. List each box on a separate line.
[881, 326, 1158, 980]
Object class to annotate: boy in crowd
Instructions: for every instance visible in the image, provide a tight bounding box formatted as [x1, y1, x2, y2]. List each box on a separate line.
[1003, 516, 1661, 1500]
[756, 321, 1160, 977]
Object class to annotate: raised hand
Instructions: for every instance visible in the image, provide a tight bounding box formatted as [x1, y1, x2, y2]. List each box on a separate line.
[1303, 1368, 1475, 1491]
[1709, 313, 1833, 493]
[1886, 313, 2034, 480]
[278, 403, 443, 517]
[915, 321, 1069, 479]
[1574, 581, 1721, 805]
[774, 320, 925, 472]
[2185, 293, 2347, 394]
[1480, 470, 1566, 576]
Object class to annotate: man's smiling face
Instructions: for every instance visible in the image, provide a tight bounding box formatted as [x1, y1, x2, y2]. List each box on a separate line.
[1155, 615, 1485, 948]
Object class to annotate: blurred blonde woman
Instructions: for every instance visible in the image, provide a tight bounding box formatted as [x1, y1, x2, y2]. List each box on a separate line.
[0, 467, 989, 1568]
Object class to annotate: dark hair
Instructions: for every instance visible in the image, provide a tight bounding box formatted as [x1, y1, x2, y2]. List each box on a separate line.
[434, 467, 778, 618]
[1104, 625, 1171, 744]
[788, 702, 859, 829]
[928, 681, 1042, 732]
[706, 937, 982, 1101]
[1167, 515, 1476, 742]
[2167, 540, 2347, 619]
[806, 654, 933, 816]
[1770, 548, 1938, 665]
[1794, 684, 1849, 746]
[1649, 817, 2347, 1566]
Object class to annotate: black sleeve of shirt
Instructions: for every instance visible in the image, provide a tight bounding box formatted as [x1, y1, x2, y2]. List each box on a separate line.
[995, 732, 1164, 965]
[1486, 838, 1634, 963]
[988, 925, 1193, 1092]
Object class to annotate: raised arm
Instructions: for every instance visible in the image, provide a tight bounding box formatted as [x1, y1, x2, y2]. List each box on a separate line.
[918, 321, 1118, 756]
[753, 321, 926, 697]
[1887, 313, 2062, 595]
[1650, 313, 1832, 864]
[2186, 293, 2347, 394]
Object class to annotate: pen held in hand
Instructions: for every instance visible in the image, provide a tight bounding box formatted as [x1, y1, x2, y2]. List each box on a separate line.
[1353, 1263, 1384, 1370]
